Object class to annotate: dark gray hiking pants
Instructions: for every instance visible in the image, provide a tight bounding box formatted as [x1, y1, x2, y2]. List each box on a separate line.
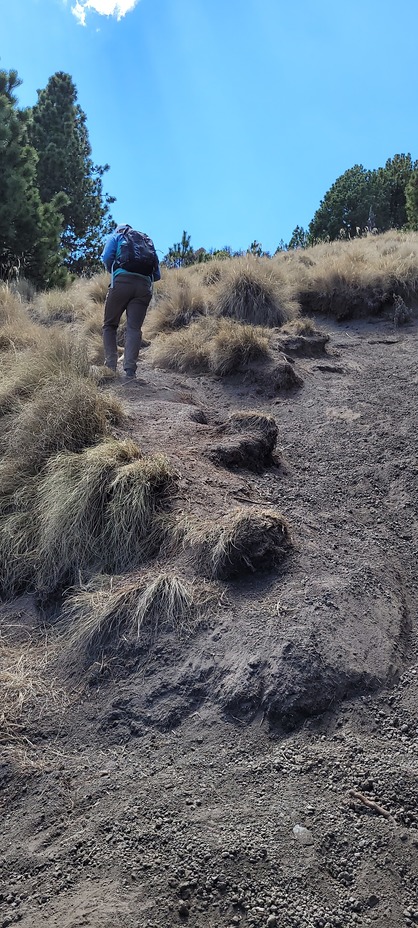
[102, 273, 152, 374]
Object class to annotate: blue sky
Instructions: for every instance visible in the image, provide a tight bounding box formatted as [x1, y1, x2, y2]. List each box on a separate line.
[3, 0, 418, 258]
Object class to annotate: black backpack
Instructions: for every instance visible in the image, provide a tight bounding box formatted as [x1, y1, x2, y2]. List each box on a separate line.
[114, 228, 156, 276]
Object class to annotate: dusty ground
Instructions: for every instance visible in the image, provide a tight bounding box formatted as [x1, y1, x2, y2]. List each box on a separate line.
[1, 314, 418, 927]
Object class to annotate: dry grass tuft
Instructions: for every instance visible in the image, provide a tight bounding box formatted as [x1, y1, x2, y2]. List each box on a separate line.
[4, 375, 124, 474]
[86, 272, 109, 304]
[60, 572, 217, 665]
[199, 260, 229, 287]
[35, 441, 176, 593]
[32, 280, 93, 325]
[0, 319, 44, 354]
[213, 256, 300, 327]
[144, 270, 208, 338]
[0, 284, 24, 325]
[0, 330, 91, 416]
[209, 319, 271, 375]
[151, 317, 271, 375]
[189, 507, 292, 579]
[0, 507, 38, 596]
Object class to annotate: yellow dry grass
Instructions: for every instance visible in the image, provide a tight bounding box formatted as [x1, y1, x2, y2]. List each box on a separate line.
[35, 441, 176, 593]
[60, 571, 218, 665]
[272, 231, 418, 319]
[213, 255, 300, 327]
[0, 329, 91, 416]
[0, 284, 24, 325]
[32, 279, 94, 325]
[150, 316, 271, 375]
[3, 374, 124, 474]
[144, 269, 208, 338]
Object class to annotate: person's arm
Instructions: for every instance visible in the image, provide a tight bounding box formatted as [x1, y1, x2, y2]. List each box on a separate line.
[101, 233, 118, 272]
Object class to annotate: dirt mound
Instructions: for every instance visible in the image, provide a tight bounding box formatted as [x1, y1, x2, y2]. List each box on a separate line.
[275, 332, 330, 357]
[273, 358, 304, 390]
[190, 508, 292, 580]
[208, 411, 278, 470]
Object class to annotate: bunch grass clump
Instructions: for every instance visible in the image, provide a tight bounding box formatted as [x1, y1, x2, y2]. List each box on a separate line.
[0, 319, 44, 354]
[273, 232, 418, 320]
[32, 279, 93, 325]
[0, 284, 24, 325]
[0, 329, 91, 417]
[213, 255, 300, 327]
[150, 317, 271, 375]
[190, 507, 292, 580]
[86, 272, 109, 305]
[4, 374, 124, 474]
[60, 572, 217, 665]
[144, 270, 208, 338]
[35, 441, 176, 593]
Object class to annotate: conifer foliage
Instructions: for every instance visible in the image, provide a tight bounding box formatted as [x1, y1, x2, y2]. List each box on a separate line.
[30, 72, 115, 275]
[0, 70, 65, 287]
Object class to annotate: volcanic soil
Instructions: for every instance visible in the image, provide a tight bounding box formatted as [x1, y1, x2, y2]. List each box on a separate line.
[1, 314, 418, 928]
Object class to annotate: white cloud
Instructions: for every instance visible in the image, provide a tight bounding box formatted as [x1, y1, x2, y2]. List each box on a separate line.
[71, 0, 140, 26]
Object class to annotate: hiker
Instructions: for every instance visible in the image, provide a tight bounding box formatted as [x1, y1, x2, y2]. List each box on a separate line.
[101, 223, 161, 379]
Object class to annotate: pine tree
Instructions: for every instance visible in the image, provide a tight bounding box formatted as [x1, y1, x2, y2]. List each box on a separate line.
[379, 154, 417, 230]
[31, 72, 115, 274]
[0, 69, 66, 287]
[288, 226, 307, 249]
[405, 170, 418, 230]
[163, 230, 195, 267]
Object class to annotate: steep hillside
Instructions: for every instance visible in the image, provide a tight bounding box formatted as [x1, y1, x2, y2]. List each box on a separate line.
[1, 241, 418, 927]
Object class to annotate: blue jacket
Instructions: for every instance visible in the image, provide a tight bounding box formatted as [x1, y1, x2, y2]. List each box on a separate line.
[101, 226, 161, 284]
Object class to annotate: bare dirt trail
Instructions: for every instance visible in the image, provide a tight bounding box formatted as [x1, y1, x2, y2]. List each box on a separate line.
[1, 315, 418, 928]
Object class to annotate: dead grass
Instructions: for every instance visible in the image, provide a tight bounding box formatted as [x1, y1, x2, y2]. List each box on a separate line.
[35, 441, 177, 593]
[4, 375, 124, 474]
[0, 631, 66, 745]
[144, 270, 208, 338]
[32, 280, 93, 325]
[60, 572, 218, 665]
[0, 439, 176, 598]
[0, 507, 38, 596]
[189, 507, 293, 579]
[0, 284, 24, 325]
[213, 255, 300, 327]
[150, 317, 271, 375]
[86, 272, 109, 304]
[0, 319, 44, 353]
[0, 330, 91, 416]
[273, 232, 418, 320]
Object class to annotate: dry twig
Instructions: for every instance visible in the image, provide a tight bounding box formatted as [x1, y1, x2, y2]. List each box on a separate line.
[348, 789, 395, 821]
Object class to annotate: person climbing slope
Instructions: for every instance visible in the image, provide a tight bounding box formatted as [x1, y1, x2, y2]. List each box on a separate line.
[101, 223, 161, 379]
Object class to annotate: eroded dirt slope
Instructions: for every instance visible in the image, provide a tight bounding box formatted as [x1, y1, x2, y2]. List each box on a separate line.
[1, 315, 418, 928]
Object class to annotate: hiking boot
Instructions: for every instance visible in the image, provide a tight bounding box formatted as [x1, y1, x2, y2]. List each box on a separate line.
[123, 369, 136, 380]
[139, 338, 151, 349]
